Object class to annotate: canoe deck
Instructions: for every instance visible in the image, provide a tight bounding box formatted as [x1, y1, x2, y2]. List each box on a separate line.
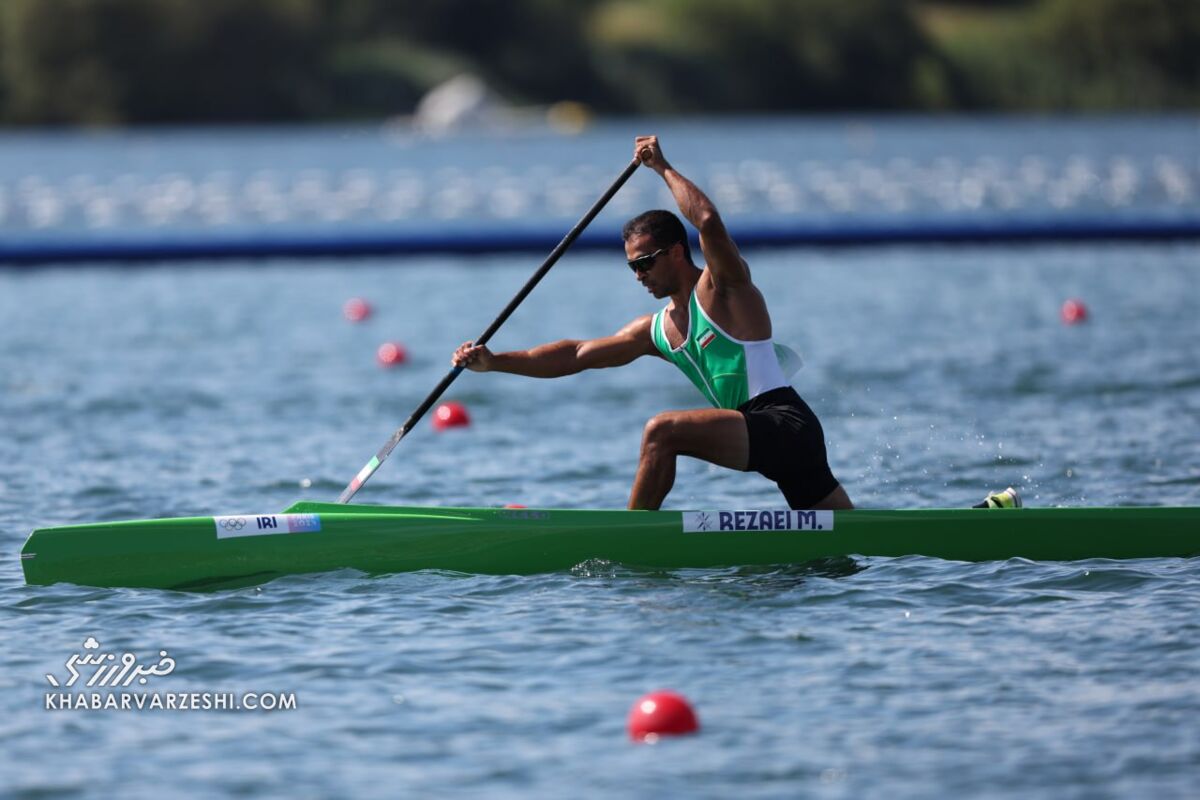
[20, 503, 1200, 591]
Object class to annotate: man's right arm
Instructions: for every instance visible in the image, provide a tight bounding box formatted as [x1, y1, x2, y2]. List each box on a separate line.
[452, 315, 658, 378]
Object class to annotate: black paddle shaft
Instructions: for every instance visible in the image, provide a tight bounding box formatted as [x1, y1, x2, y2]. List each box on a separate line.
[337, 157, 641, 504]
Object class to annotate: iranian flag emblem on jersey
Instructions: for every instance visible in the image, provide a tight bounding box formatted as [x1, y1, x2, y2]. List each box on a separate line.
[698, 331, 716, 350]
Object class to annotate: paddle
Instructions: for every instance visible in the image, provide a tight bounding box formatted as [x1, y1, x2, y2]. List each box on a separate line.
[336, 157, 642, 504]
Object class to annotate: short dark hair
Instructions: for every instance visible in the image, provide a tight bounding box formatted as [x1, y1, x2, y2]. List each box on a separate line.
[622, 210, 693, 264]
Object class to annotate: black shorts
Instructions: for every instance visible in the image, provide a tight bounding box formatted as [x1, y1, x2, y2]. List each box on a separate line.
[738, 386, 839, 509]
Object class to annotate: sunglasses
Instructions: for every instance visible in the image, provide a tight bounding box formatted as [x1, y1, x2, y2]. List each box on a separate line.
[627, 247, 668, 274]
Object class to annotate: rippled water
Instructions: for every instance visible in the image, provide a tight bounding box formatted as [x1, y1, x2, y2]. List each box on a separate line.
[3, 241, 1198, 797]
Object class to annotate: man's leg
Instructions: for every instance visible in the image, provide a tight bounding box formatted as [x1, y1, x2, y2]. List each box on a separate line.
[813, 484, 854, 510]
[628, 409, 749, 510]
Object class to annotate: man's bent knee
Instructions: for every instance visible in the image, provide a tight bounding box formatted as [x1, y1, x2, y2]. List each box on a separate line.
[641, 413, 681, 453]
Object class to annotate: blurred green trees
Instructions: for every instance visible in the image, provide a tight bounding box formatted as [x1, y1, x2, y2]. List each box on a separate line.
[1035, 0, 1200, 107]
[0, 0, 1194, 125]
[590, 0, 952, 111]
[0, 0, 326, 123]
[927, 0, 1200, 109]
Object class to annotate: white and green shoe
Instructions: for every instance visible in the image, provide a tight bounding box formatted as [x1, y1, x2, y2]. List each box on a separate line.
[975, 486, 1022, 509]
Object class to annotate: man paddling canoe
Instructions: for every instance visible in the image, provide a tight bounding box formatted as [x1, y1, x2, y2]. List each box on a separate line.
[454, 135, 853, 511]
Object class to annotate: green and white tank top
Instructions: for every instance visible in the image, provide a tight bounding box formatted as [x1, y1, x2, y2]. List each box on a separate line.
[650, 291, 803, 410]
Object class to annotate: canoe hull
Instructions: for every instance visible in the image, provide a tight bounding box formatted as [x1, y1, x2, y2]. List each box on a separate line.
[20, 502, 1200, 591]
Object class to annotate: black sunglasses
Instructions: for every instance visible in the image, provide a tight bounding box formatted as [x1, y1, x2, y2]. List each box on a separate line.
[627, 247, 668, 274]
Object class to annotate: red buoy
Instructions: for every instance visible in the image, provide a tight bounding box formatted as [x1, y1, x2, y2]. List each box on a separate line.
[627, 691, 699, 742]
[432, 401, 471, 430]
[503, 503, 527, 509]
[344, 297, 372, 322]
[1061, 299, 1089, 325]
[376, 342, 408, 367]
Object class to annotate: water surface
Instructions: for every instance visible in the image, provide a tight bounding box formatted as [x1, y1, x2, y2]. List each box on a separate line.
[3, 238, 1197, 797]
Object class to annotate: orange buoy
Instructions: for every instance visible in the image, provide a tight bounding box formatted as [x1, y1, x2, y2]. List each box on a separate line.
[344, 297, 372, 322]
[376, 342, 408, 367]
[1061, 299, 1089, 325]
[432, 401, 471, 430]
[627, 691, 699, 742]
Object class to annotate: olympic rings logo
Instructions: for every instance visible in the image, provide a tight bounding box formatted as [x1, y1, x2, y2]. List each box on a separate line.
[218, 518, 247, 531]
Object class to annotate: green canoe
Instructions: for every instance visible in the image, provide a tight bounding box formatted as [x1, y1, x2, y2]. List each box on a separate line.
[20, 502, 1200, 591]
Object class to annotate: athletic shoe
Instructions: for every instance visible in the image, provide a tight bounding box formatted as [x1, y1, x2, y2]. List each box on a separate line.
[975, 486, 1022, 509]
